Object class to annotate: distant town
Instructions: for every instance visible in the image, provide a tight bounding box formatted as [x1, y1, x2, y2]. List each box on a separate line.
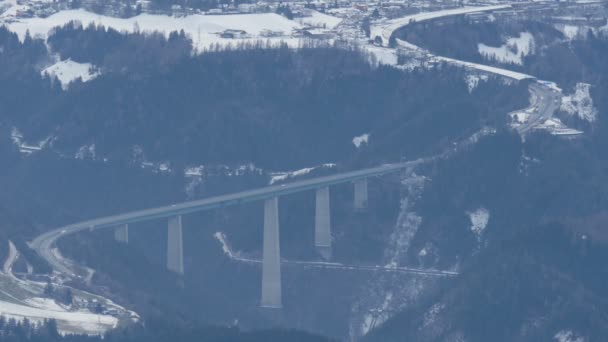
[2, 0, 606, 45]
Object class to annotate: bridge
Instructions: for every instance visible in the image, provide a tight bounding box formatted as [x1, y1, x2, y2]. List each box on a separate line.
[370, 5, 511, 47]
[31, 159, 430, 309]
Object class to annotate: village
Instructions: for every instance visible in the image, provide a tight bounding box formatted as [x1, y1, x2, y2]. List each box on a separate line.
[0, 0, 605, 46]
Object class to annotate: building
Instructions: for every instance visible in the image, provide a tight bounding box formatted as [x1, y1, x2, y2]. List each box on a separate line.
[238, 3, 257, 13]
[220, 29, 248, 38]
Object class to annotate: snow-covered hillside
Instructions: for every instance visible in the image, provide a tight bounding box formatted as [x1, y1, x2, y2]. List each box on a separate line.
[2, 9, 303, 50]
[42, 59, 99, 89]
[478, 32, 535, 65]
[350, 175, 431, 337]
[0, 241, 136, 335]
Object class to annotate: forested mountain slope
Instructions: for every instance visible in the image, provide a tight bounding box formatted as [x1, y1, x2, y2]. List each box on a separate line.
[366, 30, 608, 341]
[3, 14, 607, 342]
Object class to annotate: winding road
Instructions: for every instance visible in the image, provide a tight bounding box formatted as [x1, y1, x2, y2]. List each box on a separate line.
[369, 4, 572, 135]
[517, 82, 562, 134]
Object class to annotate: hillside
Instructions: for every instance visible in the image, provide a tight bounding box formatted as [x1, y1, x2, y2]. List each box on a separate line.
[1, 4, 608, 341]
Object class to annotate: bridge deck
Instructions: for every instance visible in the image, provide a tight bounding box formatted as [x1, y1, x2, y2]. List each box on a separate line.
[55, 160, 421, 233]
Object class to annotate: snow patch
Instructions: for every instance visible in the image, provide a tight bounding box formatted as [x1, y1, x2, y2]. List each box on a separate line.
[468, 208, 489, 241]
[561, 83, 597, 122]
[534, 118, 583, 136]
[295, 10, 342, 29]
[352, 133, 370, 148]
[0, 300, 118, 335]
[537, 118, 570, 129]
[75, 144, 96, 160]
[185, 165, 205, 177]
[360, 292, 394, 335]
[10, 127, 53, 155]
[557, 24, 580, 40]
[554, 330, 584, 342]
[465, 74, 488, 93]
[511, 111, 530, 124]
[269, 163, 335, 185]
[364, 45, 398, 66]
[422, 303, 445, 328]
[232, 163, 263, 176]
[41, 59, 99, 90]
[184, 165, 204, 199]
[140, 161, 171, 174]
[351, 175, 432, 338]
[214, 232, 239, 259]
[538, 80, 563, 93]
[478, 32, 534, 65]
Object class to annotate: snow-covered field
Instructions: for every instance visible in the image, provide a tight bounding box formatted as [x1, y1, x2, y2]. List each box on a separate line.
[478, 32, 534, 65]
[0, 240, 136, 335]
[0, 299, 118, 335]
[1, 9, 304, 50]
[364, 45, 399, 66]
[42, 59, 99, 89]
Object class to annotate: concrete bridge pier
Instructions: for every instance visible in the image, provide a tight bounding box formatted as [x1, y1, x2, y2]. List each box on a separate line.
[353, 178, 368, 210]
[315, 187, 332, 260]
[403, 166, 414, 178]
[167, 215, 184, 275]
[261, 197, 282, 308]
[114, 224, 129, 243]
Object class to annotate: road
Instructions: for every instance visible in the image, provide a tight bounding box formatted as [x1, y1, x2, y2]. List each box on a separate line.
[3, 241, 18, 275]
[370, 6, 566, 135]
[517, 82, 562, 134]
[31, 160, 425, 275]
[371, 5, 511, 47]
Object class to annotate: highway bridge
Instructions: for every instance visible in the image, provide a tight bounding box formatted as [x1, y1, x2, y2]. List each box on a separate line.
[370, 5, 511, 48]
[31, 159, 435, 309]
